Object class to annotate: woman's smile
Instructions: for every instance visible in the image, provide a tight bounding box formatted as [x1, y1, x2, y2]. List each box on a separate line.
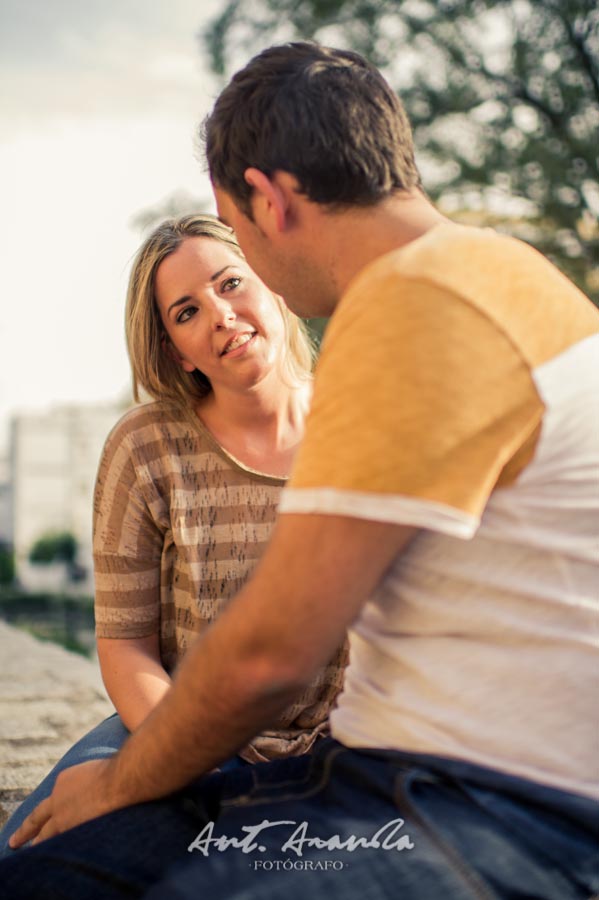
[220, 330, 258, 357]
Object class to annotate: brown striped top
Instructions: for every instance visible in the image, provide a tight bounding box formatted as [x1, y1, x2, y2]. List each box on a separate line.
[93, 400, 347, 762]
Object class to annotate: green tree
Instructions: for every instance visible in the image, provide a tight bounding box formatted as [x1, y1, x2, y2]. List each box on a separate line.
[29, 531, 77, 566]
[203, 0, 599, 302]
[0, 542, 14, 586]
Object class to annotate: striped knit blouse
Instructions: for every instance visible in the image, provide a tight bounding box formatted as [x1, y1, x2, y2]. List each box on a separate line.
[93, 401, 348, 763]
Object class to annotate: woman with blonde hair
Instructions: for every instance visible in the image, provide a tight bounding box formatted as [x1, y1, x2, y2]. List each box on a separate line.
[0, 213, 347, 857]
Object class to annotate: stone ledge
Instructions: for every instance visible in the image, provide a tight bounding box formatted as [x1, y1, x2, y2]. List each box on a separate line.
[0, 620, 113, 829]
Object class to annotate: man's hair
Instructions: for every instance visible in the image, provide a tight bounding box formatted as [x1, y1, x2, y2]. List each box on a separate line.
[203, 42, 421, 214]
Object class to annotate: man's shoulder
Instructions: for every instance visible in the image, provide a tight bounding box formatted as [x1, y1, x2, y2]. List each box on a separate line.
[333, 223, 598, 370]
[343, 223, 546, 299]
[324, 225, 504, 346]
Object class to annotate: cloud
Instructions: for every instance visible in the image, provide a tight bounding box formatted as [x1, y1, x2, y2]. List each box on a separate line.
[0, 0, 221, 124]
[0, 0, 220, 66]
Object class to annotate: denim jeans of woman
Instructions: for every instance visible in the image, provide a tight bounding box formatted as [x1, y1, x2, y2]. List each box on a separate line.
[0, 712, 249, 860]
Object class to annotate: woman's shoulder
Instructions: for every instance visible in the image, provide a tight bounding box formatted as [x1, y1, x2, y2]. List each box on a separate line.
[100, 400, 194, 456]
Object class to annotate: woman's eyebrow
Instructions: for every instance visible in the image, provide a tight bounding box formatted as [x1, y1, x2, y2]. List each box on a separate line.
[209, 265, 232, 282]
[166, 267, 238, 316]
[167, 295, 192, 316]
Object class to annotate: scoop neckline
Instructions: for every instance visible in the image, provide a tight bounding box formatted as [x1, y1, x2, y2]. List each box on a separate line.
[180, 405, 288, 485]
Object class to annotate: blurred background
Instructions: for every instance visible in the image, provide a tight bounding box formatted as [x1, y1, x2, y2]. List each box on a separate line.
[0, 0, 597, 654]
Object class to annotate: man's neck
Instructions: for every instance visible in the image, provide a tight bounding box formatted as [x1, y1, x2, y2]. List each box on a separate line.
[319, 191, 452, 309]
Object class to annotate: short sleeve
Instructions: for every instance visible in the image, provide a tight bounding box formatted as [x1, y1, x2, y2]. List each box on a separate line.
[93, 415, 164, 638]
[280, 268, 544, 538]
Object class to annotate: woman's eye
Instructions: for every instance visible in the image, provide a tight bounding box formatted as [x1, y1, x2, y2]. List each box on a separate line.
[176, 306, 197, 323]
[222, 276, 241, 292]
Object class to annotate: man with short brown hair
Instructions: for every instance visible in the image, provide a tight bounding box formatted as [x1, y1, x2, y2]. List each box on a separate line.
[2, 42, 598, 900]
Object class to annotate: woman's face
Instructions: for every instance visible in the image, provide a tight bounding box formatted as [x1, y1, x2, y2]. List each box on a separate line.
[154, 237, 287, 393]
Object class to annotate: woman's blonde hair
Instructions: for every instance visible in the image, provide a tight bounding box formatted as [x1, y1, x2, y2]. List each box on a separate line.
[126, 213, 315, 406]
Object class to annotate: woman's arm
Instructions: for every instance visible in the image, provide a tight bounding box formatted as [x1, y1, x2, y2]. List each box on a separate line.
[96, 634, 172, 732]
[92, 412, 171, 733]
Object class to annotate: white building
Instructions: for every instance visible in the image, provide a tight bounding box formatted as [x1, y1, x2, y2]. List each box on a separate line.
[11, 402, 128, 594]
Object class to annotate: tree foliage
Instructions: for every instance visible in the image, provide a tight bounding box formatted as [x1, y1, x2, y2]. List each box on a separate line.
[0, 542, 14, 586]
[29, 531, 77, 566]
[203, 0, 599, 302]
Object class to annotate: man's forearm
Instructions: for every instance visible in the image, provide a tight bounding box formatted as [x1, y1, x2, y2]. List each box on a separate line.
[102, 606, 305, 810]
[9, 515, 413, 848]
[99, 514, 414, 813]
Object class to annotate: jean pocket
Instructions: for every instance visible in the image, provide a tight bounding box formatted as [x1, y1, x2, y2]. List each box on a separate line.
[393, 769, 498, 900]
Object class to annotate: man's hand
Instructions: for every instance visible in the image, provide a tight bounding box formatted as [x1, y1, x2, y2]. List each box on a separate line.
[8, 759, 119, 849]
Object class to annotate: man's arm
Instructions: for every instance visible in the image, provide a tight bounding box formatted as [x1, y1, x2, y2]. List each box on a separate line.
[10, 513, 415, 847]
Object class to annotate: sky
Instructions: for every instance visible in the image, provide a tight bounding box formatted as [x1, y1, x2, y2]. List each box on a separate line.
[0, 0, 224, 448]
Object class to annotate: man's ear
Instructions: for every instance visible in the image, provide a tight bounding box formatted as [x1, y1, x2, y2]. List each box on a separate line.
[244, 168, 296, 234]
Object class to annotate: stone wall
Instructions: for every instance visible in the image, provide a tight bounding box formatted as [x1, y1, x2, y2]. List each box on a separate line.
[0, 621, 113, 829]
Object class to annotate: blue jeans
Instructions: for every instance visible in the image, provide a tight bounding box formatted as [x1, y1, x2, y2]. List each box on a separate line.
[0, 738, 596, 899]
[0, 712, 129, 860]
[0, 712, 248, 861]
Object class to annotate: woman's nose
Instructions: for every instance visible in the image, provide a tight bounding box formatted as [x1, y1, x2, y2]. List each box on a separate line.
[210, 301, 236, 329]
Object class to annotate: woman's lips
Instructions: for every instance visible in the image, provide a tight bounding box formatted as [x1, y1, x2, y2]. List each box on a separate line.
[220, 331, 257, 357]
